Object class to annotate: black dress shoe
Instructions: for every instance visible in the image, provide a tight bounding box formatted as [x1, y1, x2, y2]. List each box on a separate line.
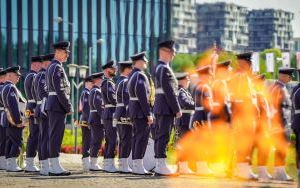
[25, 170, 40, 173]
[154, 172, 179, 177]
[6, 169, 24, 172]
[89, 168, 103, 172]
[118, 171, 132, 174]
[49, 171, 71, 176]
[132, 171, 153, 176]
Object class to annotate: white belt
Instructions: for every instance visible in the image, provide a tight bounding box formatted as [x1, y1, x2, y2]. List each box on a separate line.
[117, 121, 132, 125]
[212, 102, 221, 107]
[181, 109, 194, 114]
[233, 100, 244, 103]
[28, 99, 36, 103]
[116, 103, 125, 107]
[156, 88, 164, 94]
[0, 107, 4, 111]
[104, 104, 115, 108]
[295, 110, 300, 114]
[90, 110, 97, 113]
[37, 101, 42, 105]
[49, 92, 57, 96]
[195, 107, 204, 111]
[130, 97, 138, 101]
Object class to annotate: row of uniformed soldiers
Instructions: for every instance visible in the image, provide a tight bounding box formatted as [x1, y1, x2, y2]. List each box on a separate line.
[0, 40, 181, 177]
[0, 39, 300, 180]
[173, 52, 300, 181]
[0, 41, 72, 176]
[78, 40, 179, 176]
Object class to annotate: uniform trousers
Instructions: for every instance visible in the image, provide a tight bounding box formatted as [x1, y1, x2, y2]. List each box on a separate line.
[103, 119, 117, 159]
[132, 118, 150, 160]
[38, 114, 49, 160]
[5, 125, 23, 158]
[117, 124, 132, 158]
[81, 126, 91, 158]
[26, 117, 39, 158]
[48, 111, 66, 158]
[295, 131, 300, 169]
[90, 124, 104, 158]
[251, 116, 271, 166]
[0, 126, 6, 156]
[154, 115, 174, 159]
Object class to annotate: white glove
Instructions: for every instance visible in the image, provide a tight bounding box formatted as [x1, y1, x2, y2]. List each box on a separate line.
[112, 119, 117, 128]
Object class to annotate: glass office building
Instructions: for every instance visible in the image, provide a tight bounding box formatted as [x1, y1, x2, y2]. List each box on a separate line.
[0, 0, 171, 72]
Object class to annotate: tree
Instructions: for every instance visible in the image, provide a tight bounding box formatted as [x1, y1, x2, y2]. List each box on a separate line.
[172, 48, 298, 80]
[259, 48, 282, 79]
[172, 53, 197, 72]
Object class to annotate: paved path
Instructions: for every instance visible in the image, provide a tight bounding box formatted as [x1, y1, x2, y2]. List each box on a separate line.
[0, 154, 297, 188]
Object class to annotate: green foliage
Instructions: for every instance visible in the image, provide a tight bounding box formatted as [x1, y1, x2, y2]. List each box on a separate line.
[62, 128, 82, 146]
[172, 48, 298, 81]
[172, 53, 197, 72]
[259, 48, 282, 79]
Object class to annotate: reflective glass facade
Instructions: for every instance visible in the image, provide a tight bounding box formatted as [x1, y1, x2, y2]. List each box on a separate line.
[0, 0, 171, 72]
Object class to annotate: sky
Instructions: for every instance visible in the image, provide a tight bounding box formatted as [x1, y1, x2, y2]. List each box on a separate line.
[196, 0, 300, 37]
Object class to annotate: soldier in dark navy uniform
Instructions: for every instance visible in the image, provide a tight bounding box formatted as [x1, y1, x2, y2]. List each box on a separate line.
[45, 41, 72, 176]
[210, 61, 232, 124]
[113, 61, 133, 173]
[127, 52, 153, 175]
[252, 74, 273, 180]
[33, 53, 54, 175]
[153, 40, 182, 176]
[78, 75, 93, 171]
[229, 52, 259, 180]
[0, 68, 7, 170]
[174, 72, 194, 175]
[24, 55, 42, 172]
[191, 66, 214, 176]
[269, 67, 294, 181]
[209, 61, 232, 177]
[101, 60, 118, 172]
[2, 66, 25, 172]
[292, 69, 300, 178]
[88, 72, 104, 171]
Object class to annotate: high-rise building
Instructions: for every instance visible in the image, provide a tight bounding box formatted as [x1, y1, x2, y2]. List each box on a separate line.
[196, 2, 249, 53]
[0, 0, 171, 72]
[171, 0, 197, 53]
[293, 37, 300, 52]
[248, 9, 294, 51]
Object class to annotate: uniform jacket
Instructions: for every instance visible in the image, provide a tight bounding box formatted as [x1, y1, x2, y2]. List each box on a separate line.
[269, 80, 292, 127]
[210, 79, 231, 123]
[79, 88, 90, 122]
[45, 59, 72, 113]
[153, 60, 180, 115]
[33, 68, 48, 119]
[175, 85, 194, 127]
[114, 75, 130, 121]
[191, 82, 213, 126]
[101, 77, 116, 120]
[24, 70, 37, 112]
[88, 85, 103, 126]
[127, 67, 151, 119]
[291, 83, 300, 131]
[0, 82, 8, 127]
[1, 81, 23, 125]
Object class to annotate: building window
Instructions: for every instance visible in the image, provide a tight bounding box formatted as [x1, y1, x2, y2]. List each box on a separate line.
[11, 0, 17, 28]
[63, 0, 69, 33]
